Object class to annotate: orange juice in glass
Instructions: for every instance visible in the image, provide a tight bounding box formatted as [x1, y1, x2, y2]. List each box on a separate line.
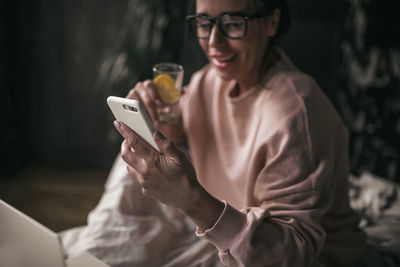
[153, 63, 184, 124]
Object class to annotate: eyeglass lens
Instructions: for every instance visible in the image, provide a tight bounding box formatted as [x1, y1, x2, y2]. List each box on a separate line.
[194, 15, 247, 39]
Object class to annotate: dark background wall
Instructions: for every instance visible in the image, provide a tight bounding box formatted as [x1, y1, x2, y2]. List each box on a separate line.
[337, 0, 400, 182]
[0, 0, 189, 176]
[1, 0, 128, 174]
[1, 0, 399, 183]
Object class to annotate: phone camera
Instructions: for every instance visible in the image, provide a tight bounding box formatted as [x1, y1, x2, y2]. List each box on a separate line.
[123, 104, 138, 112]
[129, 106, 138, 112]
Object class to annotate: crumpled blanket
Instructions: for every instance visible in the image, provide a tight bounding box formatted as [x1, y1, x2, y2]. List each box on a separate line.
[348, 172, 400, 265]
[61, 157, 400, 266]
[349, 172, 398, 225]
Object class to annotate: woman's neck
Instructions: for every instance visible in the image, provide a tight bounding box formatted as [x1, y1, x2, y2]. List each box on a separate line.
[233, 46, 280, 97]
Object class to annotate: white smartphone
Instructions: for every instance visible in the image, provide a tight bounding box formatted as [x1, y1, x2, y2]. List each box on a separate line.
[107, 96, 161, 153]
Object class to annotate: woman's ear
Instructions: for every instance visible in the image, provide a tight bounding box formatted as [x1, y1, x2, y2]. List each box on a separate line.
[267, 8, 281, 37]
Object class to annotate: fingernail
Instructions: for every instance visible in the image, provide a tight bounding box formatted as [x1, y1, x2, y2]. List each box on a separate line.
[113, 120, 121, 129]
[155, 131, 165, 141]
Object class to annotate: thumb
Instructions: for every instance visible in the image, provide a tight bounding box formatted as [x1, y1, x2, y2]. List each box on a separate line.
[153, 131, 179, 157]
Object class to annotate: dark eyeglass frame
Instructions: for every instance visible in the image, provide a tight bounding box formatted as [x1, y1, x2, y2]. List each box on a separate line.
[185, 12, 269, 40]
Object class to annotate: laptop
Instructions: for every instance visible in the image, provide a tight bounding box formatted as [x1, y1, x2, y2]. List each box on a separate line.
[0, 198, 109, 267]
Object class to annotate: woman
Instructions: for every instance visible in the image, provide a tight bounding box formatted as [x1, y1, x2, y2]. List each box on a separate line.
[112, 0, 367, 266]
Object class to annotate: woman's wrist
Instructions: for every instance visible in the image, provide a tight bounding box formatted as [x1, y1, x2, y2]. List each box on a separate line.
[181, 184, 225, 232]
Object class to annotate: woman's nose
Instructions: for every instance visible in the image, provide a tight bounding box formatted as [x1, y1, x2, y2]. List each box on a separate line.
[209, 24, 226, 47]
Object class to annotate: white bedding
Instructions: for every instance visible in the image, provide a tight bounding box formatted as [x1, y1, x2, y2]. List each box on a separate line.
[61, 156, 400, 266]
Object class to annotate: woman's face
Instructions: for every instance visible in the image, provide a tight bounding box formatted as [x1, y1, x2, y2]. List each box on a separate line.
[196, 0, 278, 89]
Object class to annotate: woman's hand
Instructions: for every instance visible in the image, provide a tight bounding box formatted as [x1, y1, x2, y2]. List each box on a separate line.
[126, 81, 187, 145]
[126, 80, 161, 126]
[114, 120, 225, 231]
[114, 120, 199, 212]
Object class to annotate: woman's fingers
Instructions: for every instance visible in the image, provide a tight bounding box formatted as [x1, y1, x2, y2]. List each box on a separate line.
[117, 121, 155, 182]
[126, 164, 154, 197]
[143, 80, 160, 104]
[126, 80, 161, 124]
[122, 138, 160, 198]
[126, 87, 139, 100]
[117, 122, 155, 158]
[121, 140, 147, 173]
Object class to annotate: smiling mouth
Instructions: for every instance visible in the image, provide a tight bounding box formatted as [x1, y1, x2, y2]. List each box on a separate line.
[211, 55, 236, 68]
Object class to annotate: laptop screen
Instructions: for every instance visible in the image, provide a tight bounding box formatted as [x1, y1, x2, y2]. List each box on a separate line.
[0, 199, 66, 267]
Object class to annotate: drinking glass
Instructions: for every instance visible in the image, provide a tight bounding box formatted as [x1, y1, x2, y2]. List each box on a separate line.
[152, 63, 184, 124]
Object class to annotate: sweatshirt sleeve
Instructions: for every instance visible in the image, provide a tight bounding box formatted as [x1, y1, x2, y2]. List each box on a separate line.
[197, 106, 343, 267]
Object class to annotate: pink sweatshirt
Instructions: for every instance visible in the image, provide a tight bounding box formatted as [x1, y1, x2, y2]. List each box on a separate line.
[180, 49, 366, 267]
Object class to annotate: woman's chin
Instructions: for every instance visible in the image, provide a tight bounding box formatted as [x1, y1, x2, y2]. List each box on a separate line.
[212, 64, 237, 81]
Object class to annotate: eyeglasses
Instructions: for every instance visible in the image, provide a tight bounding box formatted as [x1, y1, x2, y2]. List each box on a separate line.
[185, 12, 269, 39]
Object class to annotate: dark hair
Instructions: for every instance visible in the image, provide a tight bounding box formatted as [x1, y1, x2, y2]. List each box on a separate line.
[256, 0, 291, 40]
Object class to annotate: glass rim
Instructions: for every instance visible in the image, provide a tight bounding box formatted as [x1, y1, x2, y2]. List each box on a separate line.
[153, 62, 184, 73]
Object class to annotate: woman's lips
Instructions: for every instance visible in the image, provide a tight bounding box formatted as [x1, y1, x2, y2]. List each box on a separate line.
[210, 54, 236, 68]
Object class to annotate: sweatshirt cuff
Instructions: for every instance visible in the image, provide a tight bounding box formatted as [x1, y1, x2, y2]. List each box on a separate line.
[196, 201, 248, 252]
